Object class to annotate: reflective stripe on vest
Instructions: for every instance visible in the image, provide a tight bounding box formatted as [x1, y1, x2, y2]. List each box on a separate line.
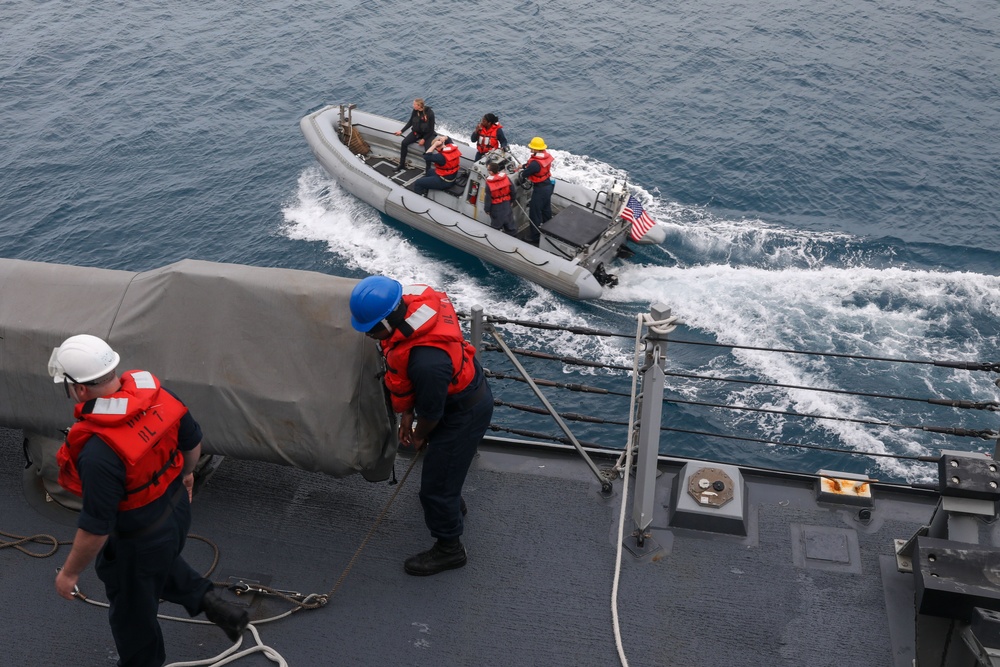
[380, 285, 477, 413]
[56, 370, 187, 511]
[476, 124, 502, 153]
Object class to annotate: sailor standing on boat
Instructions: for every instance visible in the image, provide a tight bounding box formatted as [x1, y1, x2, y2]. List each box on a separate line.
[394, 98, 435, 172]
[48, 335, 248, 666]
[413, 135, 461, 196]
[517, 136, 554, 245]
[484, 161, 517, 236]
[349, 277, 493, 576]
[471, 113, 509, 161]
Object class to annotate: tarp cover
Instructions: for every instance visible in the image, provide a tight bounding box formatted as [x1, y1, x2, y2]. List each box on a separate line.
[0, 258, 396, 480]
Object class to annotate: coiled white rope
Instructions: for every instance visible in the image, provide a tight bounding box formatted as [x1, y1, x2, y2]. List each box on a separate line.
[611, 312, 647, 667]
[74, 589, 314, 665]
[164, 623, 286, 667]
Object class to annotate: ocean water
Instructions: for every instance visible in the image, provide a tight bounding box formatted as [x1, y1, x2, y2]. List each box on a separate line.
[2, 1, 998, 483]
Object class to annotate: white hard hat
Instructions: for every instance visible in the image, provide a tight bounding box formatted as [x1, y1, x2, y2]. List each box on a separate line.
[48, 334, 120, 384]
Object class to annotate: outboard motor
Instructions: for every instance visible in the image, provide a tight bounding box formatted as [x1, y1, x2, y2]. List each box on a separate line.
[594, 264, 618, 287]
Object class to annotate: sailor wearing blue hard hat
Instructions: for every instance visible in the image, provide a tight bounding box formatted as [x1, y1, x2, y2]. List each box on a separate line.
[349, 276, 493, 576]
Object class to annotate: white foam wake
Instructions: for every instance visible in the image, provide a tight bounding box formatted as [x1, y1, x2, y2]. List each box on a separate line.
[608, 263, 1000, 480]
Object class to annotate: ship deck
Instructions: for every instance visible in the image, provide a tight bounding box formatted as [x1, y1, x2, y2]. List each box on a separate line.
[1, 427, 938, 666]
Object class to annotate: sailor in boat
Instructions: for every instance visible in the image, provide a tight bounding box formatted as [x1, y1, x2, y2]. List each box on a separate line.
[393, 97, 435, 173]
[413, 135, 461, 196]
[48, 335, 249, 664]
[349, 277, 494, 576]
[471, 113, 509, 161]
[484, 160, 517, 236]
[516, 136, 555, 245]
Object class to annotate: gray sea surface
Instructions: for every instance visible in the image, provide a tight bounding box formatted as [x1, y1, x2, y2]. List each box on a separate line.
[2, 0, 999, 482]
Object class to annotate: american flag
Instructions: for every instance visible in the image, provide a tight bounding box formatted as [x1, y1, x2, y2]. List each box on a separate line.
[620, 195, 656, 242]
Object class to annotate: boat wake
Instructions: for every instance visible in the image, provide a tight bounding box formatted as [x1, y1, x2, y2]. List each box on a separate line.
[609, 263, 1000, 481]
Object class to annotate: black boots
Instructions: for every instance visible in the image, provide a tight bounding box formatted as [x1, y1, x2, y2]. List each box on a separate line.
[201, 590, 250, 642]
[404, 539, 467, 576]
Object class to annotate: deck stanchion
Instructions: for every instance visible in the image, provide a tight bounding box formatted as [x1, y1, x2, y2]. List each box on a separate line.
[470, 305, 484, 357]
[630, 304, 675, 551]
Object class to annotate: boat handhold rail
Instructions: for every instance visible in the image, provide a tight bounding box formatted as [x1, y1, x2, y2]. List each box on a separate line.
[397, 194, 555, 267]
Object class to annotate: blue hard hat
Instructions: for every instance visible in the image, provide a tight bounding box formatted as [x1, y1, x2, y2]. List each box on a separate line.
[350, 276, 403, 332]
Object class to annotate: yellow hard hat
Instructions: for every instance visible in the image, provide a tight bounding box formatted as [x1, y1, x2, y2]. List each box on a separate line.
[528, 137, 547, 151]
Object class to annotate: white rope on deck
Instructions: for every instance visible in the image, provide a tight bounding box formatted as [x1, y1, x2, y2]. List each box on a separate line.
[76, 593, 297, 666]
[611, 312, 646, 667]
[164, 623, 287, 667]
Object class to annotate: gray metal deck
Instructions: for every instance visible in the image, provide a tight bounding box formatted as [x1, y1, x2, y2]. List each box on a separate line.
[0, 427, 947, 666]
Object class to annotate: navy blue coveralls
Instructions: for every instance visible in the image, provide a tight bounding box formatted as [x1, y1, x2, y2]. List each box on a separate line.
[408, 348, 493, 539]
[414, 145, 458, 196]
[77, 401, 212, 667]
[519, 159, 552, 244]
[484, 174, 517, 236]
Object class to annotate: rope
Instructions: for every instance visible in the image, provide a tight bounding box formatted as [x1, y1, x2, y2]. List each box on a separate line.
[164, 624, 286, 667]
[667, 338, 1000, 373]
[325, 452, 420, 600]
[612, 313, 645, 667]
[397, 196, 552, 266]
[493, 395, 996, 451]
[481, 315, 626, 338]
[660, 426, 922, 461]
[0, 530, 68, 557]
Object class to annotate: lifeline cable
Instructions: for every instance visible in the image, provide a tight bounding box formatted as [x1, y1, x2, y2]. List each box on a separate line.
[487, 420, 924, 462]
[481, 345, 1000, 411]
[486, 370, 1000, 439]
[478, 315, 1000, 373]
[491, 398, 996, 454]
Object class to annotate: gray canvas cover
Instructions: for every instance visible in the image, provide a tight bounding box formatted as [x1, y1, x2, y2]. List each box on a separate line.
[0, 258, 396, 487]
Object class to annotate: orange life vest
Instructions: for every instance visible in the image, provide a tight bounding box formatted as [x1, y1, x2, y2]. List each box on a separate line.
[526, 151, 553, 183]
[57, 370, 188, 511]
[476, 123, 502, 154]
[434, 144, 461, 178]
[380, 285, 477, 413]
[486, 173, 511, 204]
